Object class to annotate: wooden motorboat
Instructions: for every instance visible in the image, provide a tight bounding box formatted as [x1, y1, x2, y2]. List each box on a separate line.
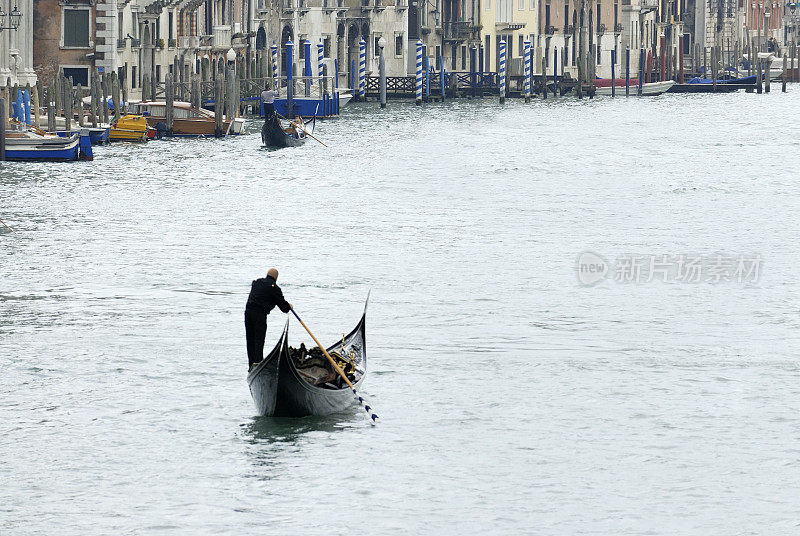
[109, 115, 151, 142]
[247, 298, 368, 417]
[128, 101, 245, 137]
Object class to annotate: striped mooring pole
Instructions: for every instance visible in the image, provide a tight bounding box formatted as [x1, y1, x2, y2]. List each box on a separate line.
[318, 39, 325, 93]
[271, 41, 279, 92]
[415, 39, 423, 105]
[359, 38, 366, 101]
[523, 39, 531, 102]
[499, 38, 506, 104]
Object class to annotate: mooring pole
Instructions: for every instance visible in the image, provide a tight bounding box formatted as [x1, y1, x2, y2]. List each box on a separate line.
[416, 40, 423, 105]
[499, 38, 506, 104]
[379, 45, 387, 108]
[625, 46, 630, 97]
[611, 49, 616, 97]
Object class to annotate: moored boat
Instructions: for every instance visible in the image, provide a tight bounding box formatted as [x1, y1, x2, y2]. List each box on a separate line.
[594, 80, 676, 96]
[128, 100, 245, 137]
[109, 115, 151, 142]
[3, 129, 93, 162]
[247, 299, 367, 417]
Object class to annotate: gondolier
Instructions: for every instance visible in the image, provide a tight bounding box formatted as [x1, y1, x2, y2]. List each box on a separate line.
[261, 83, 278, 117]
[245, 268, 292, 370]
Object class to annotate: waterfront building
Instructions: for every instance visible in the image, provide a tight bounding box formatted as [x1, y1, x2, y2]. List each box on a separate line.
[409, 0, 481, 74]
[0, 0, 35, 86]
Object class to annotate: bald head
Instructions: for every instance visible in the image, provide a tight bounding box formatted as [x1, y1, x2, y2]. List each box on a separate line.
[267, 268, 279, 280]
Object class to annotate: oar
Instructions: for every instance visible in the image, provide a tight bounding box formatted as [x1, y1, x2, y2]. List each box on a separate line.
[275, 113, 328, 147]
[0, 218, 13, 232]
[291, 309, 379, 424]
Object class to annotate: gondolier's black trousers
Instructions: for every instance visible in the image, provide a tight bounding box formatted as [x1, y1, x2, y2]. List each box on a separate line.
[244, 309, 267, 368]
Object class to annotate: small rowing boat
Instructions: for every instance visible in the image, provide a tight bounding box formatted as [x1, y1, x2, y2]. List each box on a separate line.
[594, 80, 676, 96]
[3, 129, 93, 161]
[248, 298, 368, 417]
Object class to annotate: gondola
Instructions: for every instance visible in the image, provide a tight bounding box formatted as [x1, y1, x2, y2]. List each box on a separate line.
[261, 114, 315, 148]
[247, 298, 367, 417]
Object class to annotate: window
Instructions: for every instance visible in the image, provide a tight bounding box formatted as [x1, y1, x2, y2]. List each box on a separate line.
[461, 45, 466, 70]
[435, 45, 441, 69]
[597, 3, 601, 32]
[545, 5, 550, 29]
[564, 5, 568, 30]
[395, 34, 403, 56]
[614, 3, 618, 28]
[597, 45, 601, 64]
[63, 67, 89, 86]
[156, 65, 161, 82]
[375, 35, 381, 57]
[451, 45, 456, 70]
[63, 9, 90, 48]
[168, 12, 174, 42]
[485, 0, 490, 11]
[132, 66, 137, 88]
[519, 0, 524, 10]
[131, 12, 139, 39]
[118, 12, 124, 42]
[485, 35, 490, 71]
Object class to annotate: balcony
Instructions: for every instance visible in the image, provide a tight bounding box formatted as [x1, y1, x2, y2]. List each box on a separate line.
[180, 35, 200, 50]
[614, 23, 623, 34]
[444, 20, 478, 42]
[545, 24, 556, 35]
[642, 0, 658, 11]
[564, 24, 574, 34]
[213, 25, 232, 50]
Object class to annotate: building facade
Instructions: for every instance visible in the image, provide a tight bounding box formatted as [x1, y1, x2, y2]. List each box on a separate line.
[0, 0, 36, 86]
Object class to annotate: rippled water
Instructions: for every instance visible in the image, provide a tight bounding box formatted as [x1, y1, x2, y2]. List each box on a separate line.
[3, 92, 800, 535]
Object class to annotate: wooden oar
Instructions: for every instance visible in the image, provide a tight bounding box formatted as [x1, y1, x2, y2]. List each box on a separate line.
[0, 218, 13, 232]
[276, 113, 328, 147]
[291, 309, 379, 424]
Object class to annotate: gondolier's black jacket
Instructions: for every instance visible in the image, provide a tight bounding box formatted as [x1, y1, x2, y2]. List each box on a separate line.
[245, 276, 291, 319]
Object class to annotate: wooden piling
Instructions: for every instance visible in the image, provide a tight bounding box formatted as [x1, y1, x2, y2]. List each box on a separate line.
[227, 67, 236, 121]
[0, 98, 5, 161]
[47, 82, 56, 132]
[65, 77, 73, 132]
[757, 59, 763, 93]
[541, 55, 547, 99]
[32, 81, 40, 128]
[214, 76, 223, 137]
[782, 56, 787, 92]
[89, 73, 98, 127]
[101, 74, 110, 124]
[121, 78, 128, 115]
[765, 59, 771, 93]
[192, 74, 201, 110]
[112, 72, 121, 121]
[165, 74, 174, 136]
[75, 83, 85, 127]
[712, 47, 717, 93]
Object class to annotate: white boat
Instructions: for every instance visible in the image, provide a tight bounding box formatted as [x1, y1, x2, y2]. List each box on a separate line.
[594, 80, 676, 96]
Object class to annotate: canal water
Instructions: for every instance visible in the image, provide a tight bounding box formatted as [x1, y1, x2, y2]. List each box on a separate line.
[2, 92, 800, 535]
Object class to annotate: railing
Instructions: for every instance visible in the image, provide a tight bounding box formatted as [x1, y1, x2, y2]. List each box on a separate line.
[444, 20, 477, 41]
[614, 23, 623, 34]
[180, 36, 200, 49]
[545, 25, 556, 35]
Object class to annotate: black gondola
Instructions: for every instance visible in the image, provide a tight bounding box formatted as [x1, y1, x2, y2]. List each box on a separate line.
[261, 114, 315, 148]
[247, 298, 367, 417]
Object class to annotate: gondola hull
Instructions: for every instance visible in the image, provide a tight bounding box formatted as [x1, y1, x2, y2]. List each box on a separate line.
[247, 302, 367, 417]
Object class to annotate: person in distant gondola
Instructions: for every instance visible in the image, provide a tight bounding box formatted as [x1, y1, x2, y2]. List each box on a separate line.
[261, 82, 278, 117]
[245, 268, 292, 370]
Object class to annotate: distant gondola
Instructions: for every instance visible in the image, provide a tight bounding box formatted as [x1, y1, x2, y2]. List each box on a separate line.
[261, 114, 315, 148]
[247, 298, 367, 417]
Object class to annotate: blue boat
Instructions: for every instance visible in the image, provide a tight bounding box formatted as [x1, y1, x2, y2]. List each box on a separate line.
[270, 93, 352, 119]
[55, 125, 110, 145]
[687, 75, 758, 85]
[4, 130, 93, 162]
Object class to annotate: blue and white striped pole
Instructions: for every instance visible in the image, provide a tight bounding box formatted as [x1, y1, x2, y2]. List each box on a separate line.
[318, 39, 325, 95]
[358, 38, 366, 101]
[415, 39, 423, 105]
[523, 39, 531, 102]
[499, 38, 506, 104]
[271, 41, 278, 93]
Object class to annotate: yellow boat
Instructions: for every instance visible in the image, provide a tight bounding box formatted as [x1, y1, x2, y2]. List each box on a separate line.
[109, 115, 150, 142]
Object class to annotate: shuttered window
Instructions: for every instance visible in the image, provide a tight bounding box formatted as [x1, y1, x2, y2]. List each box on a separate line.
[63, 9, 90, 48]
